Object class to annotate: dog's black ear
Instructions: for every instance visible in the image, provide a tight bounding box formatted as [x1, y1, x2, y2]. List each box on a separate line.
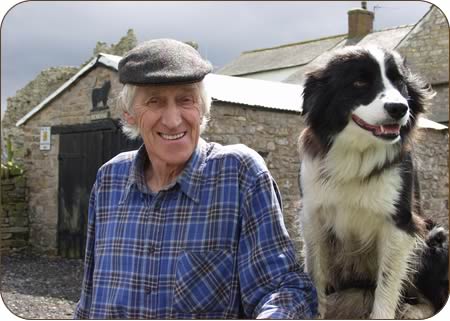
[301, 69, 326, 116]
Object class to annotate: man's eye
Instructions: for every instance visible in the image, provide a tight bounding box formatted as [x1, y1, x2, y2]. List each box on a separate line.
[179, 97, 194, 105]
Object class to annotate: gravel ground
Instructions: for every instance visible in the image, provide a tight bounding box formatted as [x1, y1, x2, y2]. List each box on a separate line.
[1, 253, 84, 319]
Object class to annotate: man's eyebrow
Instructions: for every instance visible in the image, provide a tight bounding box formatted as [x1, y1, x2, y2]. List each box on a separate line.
[178, 85, 197, 93]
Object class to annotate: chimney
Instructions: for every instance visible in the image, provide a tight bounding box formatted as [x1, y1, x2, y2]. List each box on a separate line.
[347, 1, 374, 38]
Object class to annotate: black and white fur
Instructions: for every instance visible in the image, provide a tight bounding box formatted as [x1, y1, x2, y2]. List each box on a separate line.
[298, 46, 448, 319]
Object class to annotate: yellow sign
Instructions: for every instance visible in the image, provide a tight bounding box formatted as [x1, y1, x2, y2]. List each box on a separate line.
[40, 127, 51, 150]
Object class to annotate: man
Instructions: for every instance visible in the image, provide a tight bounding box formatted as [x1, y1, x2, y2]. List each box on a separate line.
[74, 38, 317, 319]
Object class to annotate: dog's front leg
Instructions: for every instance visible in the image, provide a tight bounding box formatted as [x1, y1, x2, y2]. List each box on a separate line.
[302, 218, 330, 318]
[370, 224, 416, 319]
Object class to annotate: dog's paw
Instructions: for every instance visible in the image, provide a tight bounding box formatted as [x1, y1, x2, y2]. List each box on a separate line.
[425, 226, 448, 251]
[417, 225, 449, 312]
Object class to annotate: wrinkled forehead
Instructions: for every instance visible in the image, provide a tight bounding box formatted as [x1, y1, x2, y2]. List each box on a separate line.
[134, 83, 200, 98]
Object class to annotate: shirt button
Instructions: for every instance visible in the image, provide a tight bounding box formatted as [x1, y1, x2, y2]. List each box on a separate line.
[148, 246, 156, 254]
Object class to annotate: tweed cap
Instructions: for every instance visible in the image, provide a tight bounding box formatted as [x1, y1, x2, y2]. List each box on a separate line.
[118, 38, 213, 85]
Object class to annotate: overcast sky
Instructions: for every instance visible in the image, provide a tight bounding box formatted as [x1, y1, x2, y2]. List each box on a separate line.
[1, 1, 447, 116]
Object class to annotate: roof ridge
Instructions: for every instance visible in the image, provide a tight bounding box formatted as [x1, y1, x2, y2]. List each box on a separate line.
[241, 24, 414, 55]
[242, 34, 347, 54]
[372, 24, 414, 33]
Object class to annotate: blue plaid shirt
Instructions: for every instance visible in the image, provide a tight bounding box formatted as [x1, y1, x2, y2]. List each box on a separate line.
[74, 139, 317, 319]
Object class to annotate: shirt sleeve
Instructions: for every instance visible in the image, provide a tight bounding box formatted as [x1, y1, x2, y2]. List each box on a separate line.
[238, 170, 318, 319]
[73, 180, 98, 319]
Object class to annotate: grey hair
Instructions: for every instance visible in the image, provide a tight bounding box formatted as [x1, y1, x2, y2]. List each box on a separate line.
[116, 81, 211, 139]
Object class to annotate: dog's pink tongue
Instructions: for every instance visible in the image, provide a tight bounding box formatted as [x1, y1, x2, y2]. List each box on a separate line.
[375, 124, 401, 135]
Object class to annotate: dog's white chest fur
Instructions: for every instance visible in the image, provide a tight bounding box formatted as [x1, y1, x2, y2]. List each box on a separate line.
[300, 125, 403, 243]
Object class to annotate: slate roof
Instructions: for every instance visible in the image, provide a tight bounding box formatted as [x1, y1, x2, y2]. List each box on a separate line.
[218, 35, 347, 76]
[284, 25, 414, 84]
[218, 25, 414, 81]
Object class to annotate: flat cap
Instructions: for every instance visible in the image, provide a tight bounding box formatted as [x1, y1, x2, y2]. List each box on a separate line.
[118, 38, 213, 85]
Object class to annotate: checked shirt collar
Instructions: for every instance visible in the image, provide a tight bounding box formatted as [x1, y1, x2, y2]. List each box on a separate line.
[123, 138, 207, 203]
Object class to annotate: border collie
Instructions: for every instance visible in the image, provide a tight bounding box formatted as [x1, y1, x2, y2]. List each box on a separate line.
[298, 46, 448, 319]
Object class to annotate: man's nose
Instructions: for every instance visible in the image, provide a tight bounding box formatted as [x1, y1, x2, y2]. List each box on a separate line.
[161, 103, 182, 128]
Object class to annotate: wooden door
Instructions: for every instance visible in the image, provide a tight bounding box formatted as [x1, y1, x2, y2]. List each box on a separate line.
[57, 121, 142, 258]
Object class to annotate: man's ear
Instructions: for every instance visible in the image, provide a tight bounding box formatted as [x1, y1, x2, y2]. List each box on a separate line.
[123, 112, 136, 125]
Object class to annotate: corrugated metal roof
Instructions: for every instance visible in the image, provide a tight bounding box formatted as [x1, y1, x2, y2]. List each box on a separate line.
[218, 35, 347, 76]
[98, 53, 121, 69]
[204, 74, 302, 112]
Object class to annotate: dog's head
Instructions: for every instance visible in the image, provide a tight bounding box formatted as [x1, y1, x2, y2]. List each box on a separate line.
[301, 46, 434, 148]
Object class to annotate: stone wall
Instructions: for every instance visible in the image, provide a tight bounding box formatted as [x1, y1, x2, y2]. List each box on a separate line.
[415, 128, 449, 226]
[1, 173, 29, 254]
[92, 29, 137, 58]
[397, 6, 449, 123]
[2, 67, 79, 166]
[429, 84, 449, 124]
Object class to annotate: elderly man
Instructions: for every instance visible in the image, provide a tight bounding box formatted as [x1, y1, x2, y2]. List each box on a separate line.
[74, 38, 317, 319]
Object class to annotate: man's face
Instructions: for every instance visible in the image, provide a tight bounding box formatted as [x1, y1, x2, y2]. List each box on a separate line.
[126, 83, 202, 169]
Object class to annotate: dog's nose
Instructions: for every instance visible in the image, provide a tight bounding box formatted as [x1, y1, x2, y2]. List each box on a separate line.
[384, 103, 408, 120]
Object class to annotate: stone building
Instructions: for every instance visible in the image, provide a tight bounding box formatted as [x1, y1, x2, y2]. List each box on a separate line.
[396, 6, 449, 123]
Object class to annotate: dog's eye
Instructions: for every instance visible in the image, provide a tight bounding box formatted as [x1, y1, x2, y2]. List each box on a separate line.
[393, 78, 404, 87]
[353, 80, 369, 88]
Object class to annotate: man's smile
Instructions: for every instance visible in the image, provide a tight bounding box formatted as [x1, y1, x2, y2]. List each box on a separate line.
[158, 131, 187, 140]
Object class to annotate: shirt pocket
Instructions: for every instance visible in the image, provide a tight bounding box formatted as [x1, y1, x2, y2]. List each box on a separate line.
[173, 249, 233, 313]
